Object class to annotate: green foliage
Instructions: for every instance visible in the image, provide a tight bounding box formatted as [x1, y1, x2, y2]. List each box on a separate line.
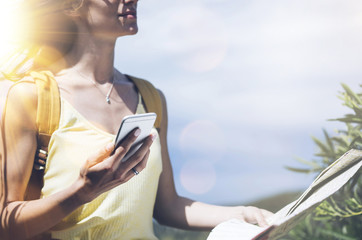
[315, 195, 362, 219]
[286, 84, 362, 239]
[283, 212, 362, 240]
[153, 221, 209, 240]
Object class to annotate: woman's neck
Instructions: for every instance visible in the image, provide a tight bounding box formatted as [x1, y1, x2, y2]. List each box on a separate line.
[63, 33, 117, 84]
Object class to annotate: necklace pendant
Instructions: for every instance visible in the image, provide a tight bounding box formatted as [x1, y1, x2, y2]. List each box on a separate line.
[106, 96, 111, 104]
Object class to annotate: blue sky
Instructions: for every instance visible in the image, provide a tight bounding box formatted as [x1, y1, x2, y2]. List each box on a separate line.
[114, 0, 362, 205]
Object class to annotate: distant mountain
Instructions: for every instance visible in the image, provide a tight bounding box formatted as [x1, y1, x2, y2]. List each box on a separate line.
[244, 191, 302, 213]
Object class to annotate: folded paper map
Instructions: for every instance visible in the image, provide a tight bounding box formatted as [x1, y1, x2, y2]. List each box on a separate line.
[207, 149, 362, 240]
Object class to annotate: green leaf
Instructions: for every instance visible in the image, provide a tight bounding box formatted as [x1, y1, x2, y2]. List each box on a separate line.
[319, 228, 357, 240]
[311, 136, 330, 154]
[294, 157, 321, 168]
[323, 129, 335, 154]
[334, 117, 362, 124]
[284, 166, 315, 173]
[341, 83, 362, 105]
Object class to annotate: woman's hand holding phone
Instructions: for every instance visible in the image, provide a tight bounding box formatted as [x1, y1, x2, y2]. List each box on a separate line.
[114, 113, 157, 161]
[74, 128, 156, 204]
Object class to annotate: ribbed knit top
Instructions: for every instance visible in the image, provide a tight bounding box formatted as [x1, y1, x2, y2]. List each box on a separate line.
[41, 97, 162, 240]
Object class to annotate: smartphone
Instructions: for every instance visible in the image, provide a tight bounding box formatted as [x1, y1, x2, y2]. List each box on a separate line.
[115, 112, 157, 162]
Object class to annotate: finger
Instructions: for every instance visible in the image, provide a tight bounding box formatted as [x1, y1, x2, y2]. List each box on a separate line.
[101, 149, 150, 194]
[89, 128, 141, 173]
[122, 133, 155, 170]
[110, 128, 142, 169]
[110, 128, 141, 162]
[261, 209, 274, 225]
[130, 149, 150, 174]
[105, 132, 154, 184]
[35, 158, 46, 166]
[34, 159, 46, 170]
[37, 149, 48, 160]
[113, 148, 150, 181]
[114, 128, 141, 153]
[84, 129, 142, 181]
[131, 167, 139, 175]
[103, 168, 136, 191]
[83, 142, 114, 169]
[137, 149, 150, 171]
[255, 209, 269, 227]
[138, 134, 156, 154]
[262, 209, 274, 219]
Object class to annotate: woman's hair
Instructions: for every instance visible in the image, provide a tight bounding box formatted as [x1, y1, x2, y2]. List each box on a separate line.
[1, 0, 84, 79]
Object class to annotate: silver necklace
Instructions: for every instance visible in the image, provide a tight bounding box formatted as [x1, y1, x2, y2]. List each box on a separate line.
[75, 69, 115, 104]
[105, 83, 114, 104]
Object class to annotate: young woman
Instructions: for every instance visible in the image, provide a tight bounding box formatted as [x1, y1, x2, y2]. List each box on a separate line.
[0, 0, 273, 239]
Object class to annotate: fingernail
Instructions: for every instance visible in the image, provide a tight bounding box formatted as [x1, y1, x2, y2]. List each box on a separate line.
[134, 128, 141, 137]
[151, 133, 157, 141]
[106, 142, 114, 151]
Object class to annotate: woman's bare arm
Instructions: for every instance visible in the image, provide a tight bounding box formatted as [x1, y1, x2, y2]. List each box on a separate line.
[1, 82, 155, 239]
[1, 82, 77, 238]
[153, 91, 273, 231]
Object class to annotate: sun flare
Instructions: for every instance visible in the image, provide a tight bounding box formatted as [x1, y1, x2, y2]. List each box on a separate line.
[0, 1, 24, 65]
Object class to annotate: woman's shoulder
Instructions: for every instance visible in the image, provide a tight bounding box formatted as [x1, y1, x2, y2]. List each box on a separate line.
[4, 76, 38, 122]
[7, 75, 38, 103]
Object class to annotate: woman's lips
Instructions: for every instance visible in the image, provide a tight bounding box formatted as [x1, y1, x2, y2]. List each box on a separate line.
[119, 11, 137, 19]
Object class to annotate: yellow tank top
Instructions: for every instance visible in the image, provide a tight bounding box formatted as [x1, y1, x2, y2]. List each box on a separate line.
[41, 96, 162, 240]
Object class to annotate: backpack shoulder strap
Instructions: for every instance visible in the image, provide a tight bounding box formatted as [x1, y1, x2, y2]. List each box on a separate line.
[1, 71, 60, 148]
[0, 71, 60, 201]
[126, 75, 163, 130]
[29, 71, 61, 150]
[26, 71, 60, 200]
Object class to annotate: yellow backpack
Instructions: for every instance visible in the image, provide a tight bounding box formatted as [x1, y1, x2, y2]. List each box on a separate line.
[0, 71, 163, 200]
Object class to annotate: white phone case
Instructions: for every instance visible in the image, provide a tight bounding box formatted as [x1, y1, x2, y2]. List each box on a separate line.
[115, 112, 157, 162]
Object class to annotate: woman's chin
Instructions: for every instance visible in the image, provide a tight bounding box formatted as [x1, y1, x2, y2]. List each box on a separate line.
[128, 31, 138, 36]
[116, 26, 138, 38]
[127, 26, 138, 35]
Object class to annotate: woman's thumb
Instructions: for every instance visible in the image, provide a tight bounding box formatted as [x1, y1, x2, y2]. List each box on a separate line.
[84, 142, 115, 169]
